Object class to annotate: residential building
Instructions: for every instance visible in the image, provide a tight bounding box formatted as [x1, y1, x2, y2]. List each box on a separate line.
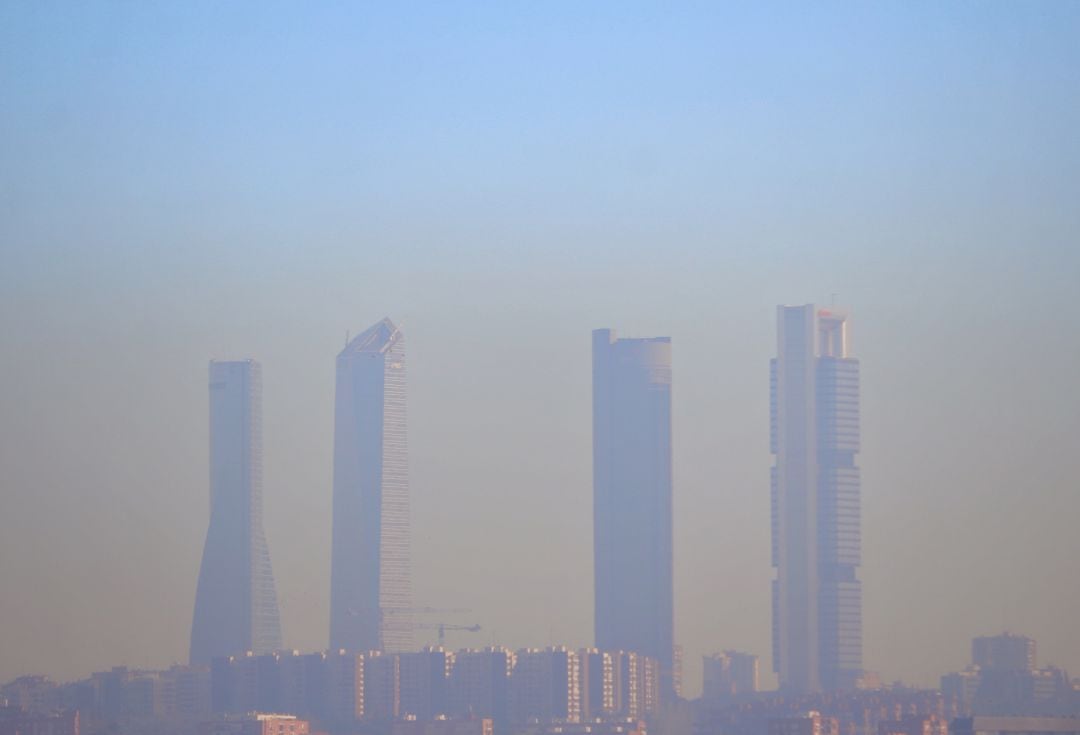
[365, 651, 402, 722]
[0, 706, 79, 735]
[325, 650, 365, 724]
[611, 652, 659, 720]
[973, 636, 1037, 673]
[879, 715, 949, 735]
[768, 711, 840, 735]
[400, 648, 453, 720]
[448, 648, 514, 725]
[702, 651, 759, 701]
[951, 717, 1080, 735]
[511, 648, 581, 724]
[200, 713, 310, 735]
[580, 649, 615, 720]
[392, 717, 493, 735]
[942, 669, 982, 716]
[942, 634, 1075, 716]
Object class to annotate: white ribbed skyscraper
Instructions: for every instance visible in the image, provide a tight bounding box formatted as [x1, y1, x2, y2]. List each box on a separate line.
[190, 359, 282, 664]
[771, 305, 862, 693]
[329, 318, 412, 653]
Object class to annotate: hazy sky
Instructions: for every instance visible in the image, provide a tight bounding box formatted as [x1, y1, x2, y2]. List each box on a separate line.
[2, 3, 1079, 697]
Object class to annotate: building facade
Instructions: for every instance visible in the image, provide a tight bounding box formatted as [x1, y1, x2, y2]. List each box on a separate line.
[190, 360, 283, 665]
[878, 715, 949, 735]
[329, 318, 413, 653]
[392, 718, 493, 735]
[510, 648, 581, 725]
[702, 651, 759, 701]
[592, 329, 674, 697]
[175, 648, 653, 735]
[972, 635, 1037, 672]
[942, 634, 1073, 717]
[580, 649, 615, 720]
[771, 306, 862, 693]
[768, 712, 840, 735]
[200, 714, 310, 735]
[400, 648, 454, 721]
[0, 707, 79, 735]
[364, 651, 402, 722]
[448, 648, 514, 725]
[951, 717, 1080, 735]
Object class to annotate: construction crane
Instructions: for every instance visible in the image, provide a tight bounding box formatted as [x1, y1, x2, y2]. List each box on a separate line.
[344, 607, 480, 646]
[347, 606, 472, 618]
[412, 622, 481, 646]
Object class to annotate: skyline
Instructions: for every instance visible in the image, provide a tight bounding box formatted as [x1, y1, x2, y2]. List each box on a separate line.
[3, 304, 1075, 694]
[2, 1, 1079, 701]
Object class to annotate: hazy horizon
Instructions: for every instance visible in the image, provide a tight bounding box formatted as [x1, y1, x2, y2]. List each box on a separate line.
[2, 2, 1079, 698]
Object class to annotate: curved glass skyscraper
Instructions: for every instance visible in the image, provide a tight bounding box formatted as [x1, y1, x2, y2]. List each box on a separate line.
[190, 359, 283, 665]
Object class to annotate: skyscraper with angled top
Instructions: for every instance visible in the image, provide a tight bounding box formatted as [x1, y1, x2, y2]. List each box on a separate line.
[330, 318, 412, 653]
[190, 359, 283, 664]
[592, 329, 674, 699]
[771, 305, 862, 693]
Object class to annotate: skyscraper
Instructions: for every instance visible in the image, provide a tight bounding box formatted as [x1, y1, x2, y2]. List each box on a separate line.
[190, 360, 283, 665]
[771, 305, 862, 693]
[329, 318, 412, 653]
[592, 329, 674, 697]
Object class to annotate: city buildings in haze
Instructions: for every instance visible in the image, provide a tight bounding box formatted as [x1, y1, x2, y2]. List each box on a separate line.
[400, 648, 453, 721]
[190, 360, 283, 665]
[878, 714, 949, 735]
[771, 305, 863, 692]
[329, 318, 412, 653]
[942, 633, 1075, 717]
[950, 717, 1080, 735]
[392, 718, 493, 735]
[201, 646, 658, 729]
[364, 650, 402, 721]
[592, 329, 675, 697]
[199, 713, 310, 735]
[702, 651, 760, 701]
[510, 647, 581, 725]
[768, 711, 840, 735]
[973, 634, 1037, 672]
[0, 706, 79, 735]
[448, 647, 514, 726]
